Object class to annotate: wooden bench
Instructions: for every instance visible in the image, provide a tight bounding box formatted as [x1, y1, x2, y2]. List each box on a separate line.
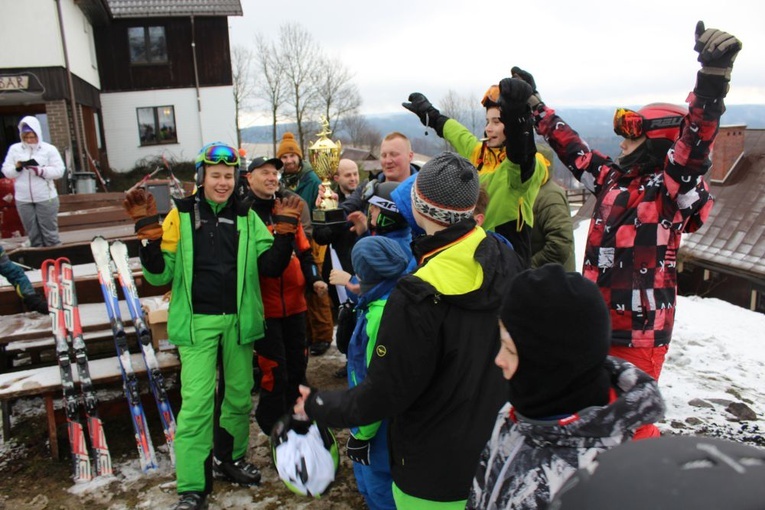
[0, 350, 180, 459]
[0, 302, 136, 372]
[0, 293, 175, 460]
[3, 224, 140, 269]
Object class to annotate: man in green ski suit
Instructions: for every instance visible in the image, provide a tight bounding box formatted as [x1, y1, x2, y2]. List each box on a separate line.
[124, 142, 303, 510]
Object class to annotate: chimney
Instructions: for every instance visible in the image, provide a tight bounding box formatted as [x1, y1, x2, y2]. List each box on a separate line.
[709, 125, 746, 183]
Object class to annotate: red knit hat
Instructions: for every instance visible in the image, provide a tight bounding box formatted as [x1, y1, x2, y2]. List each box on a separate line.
[277, 132, 303, 159]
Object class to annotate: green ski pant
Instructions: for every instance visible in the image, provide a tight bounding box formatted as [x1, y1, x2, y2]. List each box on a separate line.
[175, 314, 254, 494]
[392, 483, 467, 510]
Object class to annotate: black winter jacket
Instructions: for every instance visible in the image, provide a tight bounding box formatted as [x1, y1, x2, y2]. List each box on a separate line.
[305, 220, 524, 502]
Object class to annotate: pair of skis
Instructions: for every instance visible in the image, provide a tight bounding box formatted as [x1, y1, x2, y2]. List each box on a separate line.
[90, 236, 177, 472]
[42, 257, 112, 483]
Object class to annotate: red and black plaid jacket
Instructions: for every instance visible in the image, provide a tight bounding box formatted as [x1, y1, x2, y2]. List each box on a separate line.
[532, 91, 721, 348]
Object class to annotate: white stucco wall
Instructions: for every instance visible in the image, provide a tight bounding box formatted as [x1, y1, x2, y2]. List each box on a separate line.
[0, 0, 100, 88]
[100, 86, 237, 172]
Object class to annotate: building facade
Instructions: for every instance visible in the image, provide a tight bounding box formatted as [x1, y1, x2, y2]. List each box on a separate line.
[0, 0, 242, 176]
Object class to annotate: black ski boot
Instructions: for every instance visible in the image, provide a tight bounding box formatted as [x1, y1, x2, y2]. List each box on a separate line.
[173, 492, 207, 510]
[213, 457, 262, 486]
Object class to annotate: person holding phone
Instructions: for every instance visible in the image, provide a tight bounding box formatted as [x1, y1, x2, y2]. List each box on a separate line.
[1, 116, 65, 247]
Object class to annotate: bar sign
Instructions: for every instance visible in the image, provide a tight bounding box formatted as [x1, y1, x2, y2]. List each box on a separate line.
[0, 75, 30, 90]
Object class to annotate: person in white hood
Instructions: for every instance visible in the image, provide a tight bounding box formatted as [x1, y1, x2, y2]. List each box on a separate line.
[1, 116, 65, 246]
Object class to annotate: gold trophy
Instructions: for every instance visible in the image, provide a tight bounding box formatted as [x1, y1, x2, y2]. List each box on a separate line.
[308, 117, 345, 224]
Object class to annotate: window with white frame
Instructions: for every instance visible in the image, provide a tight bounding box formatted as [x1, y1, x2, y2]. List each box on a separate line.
[137, 106, 177, 146]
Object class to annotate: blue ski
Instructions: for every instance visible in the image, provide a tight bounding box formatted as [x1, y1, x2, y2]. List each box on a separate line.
[109, 239, 177, 466]
[90, 237, 158, 472]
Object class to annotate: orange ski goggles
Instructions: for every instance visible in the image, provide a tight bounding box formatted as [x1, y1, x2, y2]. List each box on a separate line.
[481, 85, 501, 108]
[613, 108, 645, 139]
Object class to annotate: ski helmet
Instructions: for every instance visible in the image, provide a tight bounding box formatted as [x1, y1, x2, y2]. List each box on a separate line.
[613, 103, 686, 141]
[362, 180, 409, 234]
[270, 413, 339, 498]
[194, 142, 241, 186]
[548, 435, 765, 510]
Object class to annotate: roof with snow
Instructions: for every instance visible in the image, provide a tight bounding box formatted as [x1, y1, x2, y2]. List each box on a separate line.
[105, 0, 243, 18]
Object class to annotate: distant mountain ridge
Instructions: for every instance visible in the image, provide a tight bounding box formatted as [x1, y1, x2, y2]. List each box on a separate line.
[242, 104, 765, 148]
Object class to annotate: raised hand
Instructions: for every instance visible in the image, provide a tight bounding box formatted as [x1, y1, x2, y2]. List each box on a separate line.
[511, 67, 542, 107]
[694, 20, 742, 80]
[123, 188, 162, 241]
[124, 188, 157, 220]
[402, 93, 448, 135]
[498, 78, 534, 113]
[272, 194, 303, 235]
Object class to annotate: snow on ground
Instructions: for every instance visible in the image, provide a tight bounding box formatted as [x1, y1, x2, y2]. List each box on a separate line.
[571, 220, 765, 440]
[660, 294, 765, 438]
[0, 221, 762, 507]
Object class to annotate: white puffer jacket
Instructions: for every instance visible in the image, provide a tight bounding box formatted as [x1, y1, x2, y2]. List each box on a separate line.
[1, 116, 65, 203]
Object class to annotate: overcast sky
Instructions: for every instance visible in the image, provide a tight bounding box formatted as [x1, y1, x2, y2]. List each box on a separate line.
[228, 0, 764, 126]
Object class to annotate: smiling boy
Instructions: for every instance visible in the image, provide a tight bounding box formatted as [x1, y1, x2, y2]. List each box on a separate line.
[124, 142, 303, 510]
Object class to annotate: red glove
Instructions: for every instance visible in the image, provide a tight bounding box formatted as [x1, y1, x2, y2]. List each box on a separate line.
[124, 189, 162, 241]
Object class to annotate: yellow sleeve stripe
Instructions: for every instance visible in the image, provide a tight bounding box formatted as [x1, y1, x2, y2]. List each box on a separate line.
[160, 208, 180, 253]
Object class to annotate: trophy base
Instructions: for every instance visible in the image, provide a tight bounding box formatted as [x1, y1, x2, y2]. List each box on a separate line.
[312, 208, 346, 225]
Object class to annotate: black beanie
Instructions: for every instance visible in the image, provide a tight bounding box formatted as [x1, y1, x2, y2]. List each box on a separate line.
[411, 152, 479, 226]
[500, 264, 612, 419]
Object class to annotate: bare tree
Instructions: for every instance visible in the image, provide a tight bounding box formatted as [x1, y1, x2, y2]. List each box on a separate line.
[254, 35, 285, 154]
[315, 55, 362, 135]
[339, 113, 382, 152]
[277, 23, 322, 154]
[464, 93, 484, 136]
[231, 45, 256, 149]
[440, 90, 484, 136]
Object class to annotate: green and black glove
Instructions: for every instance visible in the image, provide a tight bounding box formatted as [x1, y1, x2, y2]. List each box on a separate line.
[693, 20, 742, 98]
[346, 435, 371, 466]
[402, 93, 449, 136]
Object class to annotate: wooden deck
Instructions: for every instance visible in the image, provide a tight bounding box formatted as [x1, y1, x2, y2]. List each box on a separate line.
[0, 191, 171, 315]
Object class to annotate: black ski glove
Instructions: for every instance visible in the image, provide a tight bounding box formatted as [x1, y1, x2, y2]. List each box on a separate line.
[402, 93, 449, 136]
[498, 77, 537, 181]
[346, 435, 371, 466]
[23, 291, 49, 314]
[511, 67, 543, 108]
[693, 21, 742, 99]
[694, 20, 742, 80]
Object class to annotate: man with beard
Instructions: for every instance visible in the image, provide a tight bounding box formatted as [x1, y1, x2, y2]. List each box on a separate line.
[276, 132, 334, 357]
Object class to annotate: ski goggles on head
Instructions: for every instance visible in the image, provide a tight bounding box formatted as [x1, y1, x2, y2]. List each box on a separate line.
[196, 142, 240, 169]
[481, 85, 501, 108]
[613, 108, 645, 139]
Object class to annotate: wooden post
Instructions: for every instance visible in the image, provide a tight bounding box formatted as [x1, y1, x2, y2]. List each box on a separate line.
[44, 394, 59, 460]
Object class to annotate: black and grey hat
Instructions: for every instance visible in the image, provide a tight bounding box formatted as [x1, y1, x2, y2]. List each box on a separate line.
[411, 152, 479, 226]
[247, 156, 283, 173]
